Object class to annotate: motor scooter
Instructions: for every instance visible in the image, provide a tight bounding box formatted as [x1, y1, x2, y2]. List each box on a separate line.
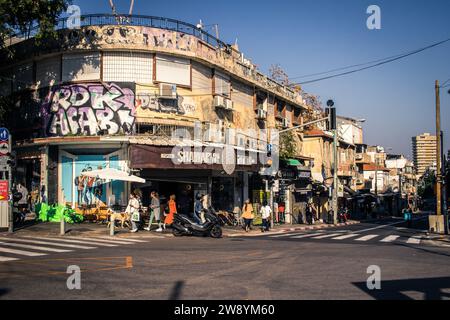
[172, 208, 223, 238]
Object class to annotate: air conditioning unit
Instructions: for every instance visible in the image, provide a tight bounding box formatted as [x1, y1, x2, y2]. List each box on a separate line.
[256, 109, 267, 120]
[282, 118, 290, 128]
[214, 95, 225, 109]
[159, 83, 177, 99]
[224, 98, 234, 110]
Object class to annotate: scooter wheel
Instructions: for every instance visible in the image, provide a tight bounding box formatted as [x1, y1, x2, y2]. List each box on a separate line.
[210, 225, 222, 238]
[172, 228, 184, 237]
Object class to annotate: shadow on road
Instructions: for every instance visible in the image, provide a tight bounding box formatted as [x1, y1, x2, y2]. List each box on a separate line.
[353, 276, 450, 300]
[168, 281, 184, 300]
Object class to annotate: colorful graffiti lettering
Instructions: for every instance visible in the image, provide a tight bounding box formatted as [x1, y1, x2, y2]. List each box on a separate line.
[136, 92, 196, 115]
[44, 83, 135, 136]
[142, 28, 196, 52]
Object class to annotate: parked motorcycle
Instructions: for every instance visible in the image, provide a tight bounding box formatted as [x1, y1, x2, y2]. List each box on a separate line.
[172, 209, 223, 238]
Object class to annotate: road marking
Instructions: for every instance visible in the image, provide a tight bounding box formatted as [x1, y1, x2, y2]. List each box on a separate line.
[406, 237, 422, 244]
[0, 256, 19, 262]
[355, 234, 379, 242]
[269, 231, 324, 238]
[355, 216, 427, 233]
[0, 241, 72, 253]
[332, 234, 361, 240]
[94, 237, 147, 243]
[54, 237, 134, 245]
[21, 236, 118, 247]
[311, 233, 342, 239]
[0, 237, 96, 250]
[380, 235, 400, 243]
[290, 233, 325, 239]
[0, 247, 46, 257]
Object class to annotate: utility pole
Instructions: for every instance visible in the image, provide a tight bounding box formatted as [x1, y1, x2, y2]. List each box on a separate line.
[441, 130, 448, 235]
[326, 100, 338, 225]
[436, 80, 442, 217]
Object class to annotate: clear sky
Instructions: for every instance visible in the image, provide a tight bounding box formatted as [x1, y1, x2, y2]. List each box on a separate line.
[70, 0, 450, 159]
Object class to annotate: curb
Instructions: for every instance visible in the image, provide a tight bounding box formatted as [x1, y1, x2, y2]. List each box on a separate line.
[224, 221, 360, 238]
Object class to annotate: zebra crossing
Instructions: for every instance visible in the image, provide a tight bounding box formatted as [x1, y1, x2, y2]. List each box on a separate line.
[267, 230, 429, 246]
[0, 235, 154, 263]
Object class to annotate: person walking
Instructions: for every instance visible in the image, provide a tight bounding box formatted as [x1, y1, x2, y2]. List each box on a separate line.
[126, 193, 141, 233]
[241, 199, 254, 232]
[260, 201, 272, 232]
[164, 194, 177, 227]
[145, 191, 162, 232]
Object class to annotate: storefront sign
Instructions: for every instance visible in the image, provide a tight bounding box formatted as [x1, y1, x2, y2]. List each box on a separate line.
[0, 180, 8, 201]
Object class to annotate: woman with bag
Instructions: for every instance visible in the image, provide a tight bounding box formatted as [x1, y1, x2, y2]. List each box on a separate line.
[241, 199, 254, 232]
[127, 193, 141, 233]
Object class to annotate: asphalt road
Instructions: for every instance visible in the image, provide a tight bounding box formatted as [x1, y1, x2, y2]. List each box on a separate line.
[0, 218, 449, 300]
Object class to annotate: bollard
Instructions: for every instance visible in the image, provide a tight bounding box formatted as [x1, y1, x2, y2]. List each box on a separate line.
[110, 215, 115, 236]
[60, 217, 65, 236]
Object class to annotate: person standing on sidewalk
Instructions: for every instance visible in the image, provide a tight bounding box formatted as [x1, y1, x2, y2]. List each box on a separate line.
[127, 193, 141, 233]
[164, 194, 177, 227]
[241, 199, 254, 232]
[260, 201, 272, 232]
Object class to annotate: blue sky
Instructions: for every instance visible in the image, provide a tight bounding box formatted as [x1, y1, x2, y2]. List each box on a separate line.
[70, 0, 450, 159]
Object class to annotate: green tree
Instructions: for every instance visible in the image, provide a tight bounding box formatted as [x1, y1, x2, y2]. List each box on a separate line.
[279, 131, 297, 160]
[0, 0, 70, 50]
[418, 169, 436, 199]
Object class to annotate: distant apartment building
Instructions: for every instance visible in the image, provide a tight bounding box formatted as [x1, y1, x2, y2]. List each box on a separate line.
[412, 133, 437, 177]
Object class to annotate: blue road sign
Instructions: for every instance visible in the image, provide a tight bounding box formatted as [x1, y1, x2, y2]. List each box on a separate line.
[0, 128, 9, 142]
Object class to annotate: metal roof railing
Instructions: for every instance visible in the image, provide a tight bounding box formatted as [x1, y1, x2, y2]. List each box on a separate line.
[12, 13, 229, 49]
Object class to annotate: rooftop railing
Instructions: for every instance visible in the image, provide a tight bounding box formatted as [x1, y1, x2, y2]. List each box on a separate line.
[12, 14, 229, 49]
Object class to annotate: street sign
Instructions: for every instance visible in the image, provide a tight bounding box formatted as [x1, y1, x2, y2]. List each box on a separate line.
[0, 180, 8, 201]
[0, 128, 9, 142]
[0, 142, 8, 156]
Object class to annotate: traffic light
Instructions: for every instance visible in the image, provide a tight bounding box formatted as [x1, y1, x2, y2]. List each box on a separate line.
[326, 107, 336, 130]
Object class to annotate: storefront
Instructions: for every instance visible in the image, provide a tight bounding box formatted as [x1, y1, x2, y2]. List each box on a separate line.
[129, 144, 260, 213]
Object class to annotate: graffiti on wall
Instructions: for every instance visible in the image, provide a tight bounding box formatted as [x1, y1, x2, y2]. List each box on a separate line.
[136, 92, 196, 115]
[44, 83, 135, 136]
[142, 27, 196, 52]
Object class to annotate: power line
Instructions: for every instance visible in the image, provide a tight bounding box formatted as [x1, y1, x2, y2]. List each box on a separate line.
[293, 36, 450, 85]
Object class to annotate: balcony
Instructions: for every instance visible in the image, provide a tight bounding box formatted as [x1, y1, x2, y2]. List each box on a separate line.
[338, 164, 354, 177]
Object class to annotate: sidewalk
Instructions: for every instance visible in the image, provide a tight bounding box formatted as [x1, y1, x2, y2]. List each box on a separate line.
[222, 220, 360, 237]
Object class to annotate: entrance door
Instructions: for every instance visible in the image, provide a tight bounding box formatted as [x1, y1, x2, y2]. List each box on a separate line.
[105, 151, 125, 206]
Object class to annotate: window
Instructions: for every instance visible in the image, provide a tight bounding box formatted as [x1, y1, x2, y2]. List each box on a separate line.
[13, 63, 33, 91]
[62, 52, 101, 82]
[155, 54, 191, 86]
[214, 71, 231, 98]
[103, 52, 153, 83]
[36, 56, 61, 88]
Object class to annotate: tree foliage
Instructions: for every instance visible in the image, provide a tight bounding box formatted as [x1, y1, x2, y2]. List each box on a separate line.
[417, 169, 436, 198]
[279, 130, 297, 160]
[0, 0, 70, 50]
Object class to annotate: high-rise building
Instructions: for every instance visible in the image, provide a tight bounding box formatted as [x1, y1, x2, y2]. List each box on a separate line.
[412, 133, 437, 177]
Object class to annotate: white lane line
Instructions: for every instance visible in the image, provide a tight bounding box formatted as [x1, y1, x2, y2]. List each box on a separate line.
[311, 233, 342, 239]
[406, 237, 422, 244]
[380, 235, 401, 243]
[57, 237, 134, 245]
[93, 237, 147, 243]
[291, 233, 325, 239]
[355, 234, 379, 242]
[332, 234, 361, 240]
[0, 256, 19, 262]
[21, 236, 118, 247]
[0, 237, 96, 250]
[0, 241, 72, 253]
[0, 247, 46, 257]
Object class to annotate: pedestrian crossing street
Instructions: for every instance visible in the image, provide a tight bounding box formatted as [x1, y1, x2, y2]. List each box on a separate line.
[0, 235, 157, 263]
[267, 230, 430, 246]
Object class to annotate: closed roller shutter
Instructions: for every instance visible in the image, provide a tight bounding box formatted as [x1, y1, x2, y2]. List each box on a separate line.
[155, 54, 191, 86]
[231, 79, 253, 107]
[192, 62, 212, 94]
[36, 56, 61, 88]
[103, 51, 153, 83]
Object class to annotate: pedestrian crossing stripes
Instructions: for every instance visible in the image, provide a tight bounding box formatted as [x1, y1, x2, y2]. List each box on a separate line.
[355, 235, 379, 242]
[266, 231, 429, 246]
[0, 235, 151, 263]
